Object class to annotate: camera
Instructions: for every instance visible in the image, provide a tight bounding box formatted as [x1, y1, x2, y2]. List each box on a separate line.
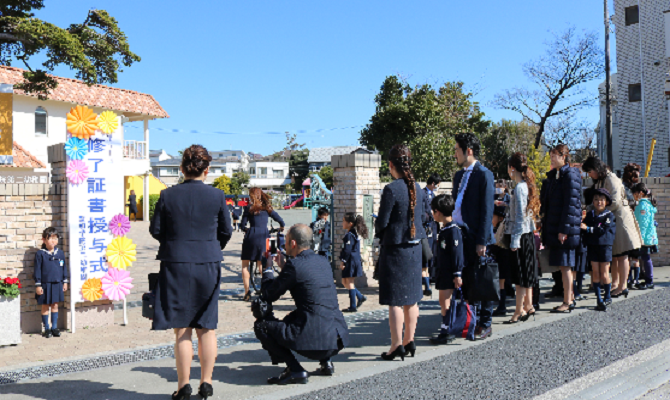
[269, 238, 277, 256]
[251, 296, 273, 321]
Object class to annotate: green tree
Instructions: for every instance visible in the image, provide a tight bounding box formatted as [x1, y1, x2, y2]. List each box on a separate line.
[212, 174, 231, 193]
[359, 76, 489, 181]
[527, 145, 551, 191]
[230, 171, 250, 196]
[480, 119, 538, 179]
[1, 1, 140, 99]
[289, 149, 309, 191]
[314, 166, 333, 189]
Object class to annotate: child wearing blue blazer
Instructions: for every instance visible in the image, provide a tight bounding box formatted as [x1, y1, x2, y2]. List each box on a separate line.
[340, 212, 369, 313]
[581, 188, 616, 312]
[34, 227, 69, 338]
[429, 194, 464, 345]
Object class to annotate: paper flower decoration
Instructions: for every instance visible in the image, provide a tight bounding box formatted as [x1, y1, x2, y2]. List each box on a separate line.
[66, 159, 89, 184]
[106, 236, 137, 269]
[101, 268, 133, 301]
[81, 278, 103, 301]
[97, 111, 119, 134]
[109, 214, 131, 237]
[64, 137, 89, 160]
[66, 105, 99, 139]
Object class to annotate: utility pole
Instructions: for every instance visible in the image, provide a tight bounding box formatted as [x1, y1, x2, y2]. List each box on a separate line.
[605, 0, 614, 169]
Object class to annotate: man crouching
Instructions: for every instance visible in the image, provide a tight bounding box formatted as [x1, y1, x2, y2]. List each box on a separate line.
[253, 224, 350, 385]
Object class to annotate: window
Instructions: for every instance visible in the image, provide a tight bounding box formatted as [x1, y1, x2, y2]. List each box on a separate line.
[625, 6, 639, 26]
[273, 169, 284, 178]
[35, 107, 47, 136]
[161, 167, 179, 176]
[220, 167, 226, 174]
[628, 83, 642, 102]
[259, 167, 267, 176]
[249, 167, 256, 176]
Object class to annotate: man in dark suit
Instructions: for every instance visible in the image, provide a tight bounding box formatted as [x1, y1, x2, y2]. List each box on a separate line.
[422, 174, 441, 296]
[451, 132, 496, 340]
[254, 224, 350, 385]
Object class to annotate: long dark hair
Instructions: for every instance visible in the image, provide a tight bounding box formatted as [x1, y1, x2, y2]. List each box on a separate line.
[389, 144, 417, 238]
[582, 156, 608, 181]
[631, 182, 657, 207]
[248, 187, 273, 215]
[344, 212, 369, 239]
[622, 163, 641, 187]
[508, 152, 540, 217]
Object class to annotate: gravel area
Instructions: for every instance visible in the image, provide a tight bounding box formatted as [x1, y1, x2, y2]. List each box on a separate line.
[289, 288, 670, 400]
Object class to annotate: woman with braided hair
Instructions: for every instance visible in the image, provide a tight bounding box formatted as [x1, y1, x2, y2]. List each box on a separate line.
[375, 144, 427, 361]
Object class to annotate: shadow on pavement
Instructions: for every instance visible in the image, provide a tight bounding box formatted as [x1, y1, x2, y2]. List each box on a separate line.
[0, 380, 166, 400]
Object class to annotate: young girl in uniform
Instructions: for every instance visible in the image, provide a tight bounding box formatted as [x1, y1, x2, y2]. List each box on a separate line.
[428, 194, 464, 345]
[340, 212, 369, 313]
[632, 183, 658, 290]
[581, 188, 616, 311]
[34, 227, 69, 338]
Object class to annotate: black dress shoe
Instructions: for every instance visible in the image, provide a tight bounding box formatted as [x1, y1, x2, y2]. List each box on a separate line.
[198, 382, 213, 399]
[646, 283, 655, 289]
[595, 302, 607, 312]
[429, 333, 456, 345]
[51, 328, 61, 337]
[423, 289, 432, 297]
[634, 282, 647, 290]
[172, 384, 192, 400]
[267, 368, 309, 385]
[341, 307, 357, 313]
[313, 361, 335, 376]
[43, 330, 52, 338]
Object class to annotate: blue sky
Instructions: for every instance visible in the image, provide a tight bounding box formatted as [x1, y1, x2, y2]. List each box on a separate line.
[33, 0, 613, 156]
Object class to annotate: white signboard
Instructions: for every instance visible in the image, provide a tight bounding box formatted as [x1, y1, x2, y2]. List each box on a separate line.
[67, 132, 123, 304]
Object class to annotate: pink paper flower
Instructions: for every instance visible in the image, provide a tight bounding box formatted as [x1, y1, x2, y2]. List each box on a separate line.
[109, 214, 131, 237]
[66, 159, 89, 185]
[101, 268, 134, 301]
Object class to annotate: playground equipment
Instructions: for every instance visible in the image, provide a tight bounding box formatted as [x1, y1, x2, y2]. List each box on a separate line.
[283, 174, 333, 210]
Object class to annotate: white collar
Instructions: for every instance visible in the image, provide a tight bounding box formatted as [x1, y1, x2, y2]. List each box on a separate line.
[440, 223, 458, 231]
[593, 209, 612, 217]
[40, 247, 58, 255]
[462, 160, 477, 172]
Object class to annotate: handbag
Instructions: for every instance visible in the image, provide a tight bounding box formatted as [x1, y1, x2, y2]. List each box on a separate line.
[466, 256, 500, 303]
[494, 221, 510, 249]
[447, 289, 477, 341]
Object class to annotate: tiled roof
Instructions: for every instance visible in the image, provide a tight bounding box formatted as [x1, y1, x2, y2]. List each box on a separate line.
[307, 146, 368, 163]
[1, 142, 47, 168]
[0, 65, 169, 118]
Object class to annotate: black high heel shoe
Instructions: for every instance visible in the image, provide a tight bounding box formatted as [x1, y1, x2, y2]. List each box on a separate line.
[381, 345, 405, 361]
[403, 341, 416, 358]
[520, 308, 536, 322]
[198, 383, 213, 399]
[243, 291, 252, 302]
[172, 384, 192, 400]
[612, 289, 629, 299]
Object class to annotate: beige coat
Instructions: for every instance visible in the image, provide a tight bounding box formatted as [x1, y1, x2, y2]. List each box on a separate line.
[594, 172, 642, 255]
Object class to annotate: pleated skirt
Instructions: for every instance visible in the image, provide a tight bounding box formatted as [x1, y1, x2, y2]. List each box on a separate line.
[508, 232, 538, 288]
[35, 282, 64, 305]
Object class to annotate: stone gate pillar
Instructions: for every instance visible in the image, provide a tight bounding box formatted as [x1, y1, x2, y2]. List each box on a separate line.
[331, 153, 381, 288]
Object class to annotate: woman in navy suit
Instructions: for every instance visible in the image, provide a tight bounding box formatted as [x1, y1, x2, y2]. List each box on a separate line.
[375, 144, 427, 361]
[241, 187, 285, 301]
[150, 145, 233, 400]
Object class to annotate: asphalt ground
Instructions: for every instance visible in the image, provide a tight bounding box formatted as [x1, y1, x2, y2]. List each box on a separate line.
[287, 287, 670, 400]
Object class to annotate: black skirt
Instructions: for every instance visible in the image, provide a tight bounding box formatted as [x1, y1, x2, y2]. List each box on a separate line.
[152, 261, 221, 330]
[508, 232, 537, 288]
[378, 243, 422, 307]
[35, 282, 64, 305]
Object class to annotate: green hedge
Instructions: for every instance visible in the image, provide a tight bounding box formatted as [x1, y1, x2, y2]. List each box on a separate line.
[138, 194, 161, 220]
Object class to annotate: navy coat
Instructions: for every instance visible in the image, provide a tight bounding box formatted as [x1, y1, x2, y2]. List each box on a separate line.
[261, 250, 350, 351]
[451, 162, 495, 248]
[150, 179, 233, 262]
[34, 248, 69, 285]
[434, 224, 465, 278]
[375, 179, 427, 245]
[540, 164, 582, 249]
[241, 207, 285, 260]
[583, 209, 616, 246]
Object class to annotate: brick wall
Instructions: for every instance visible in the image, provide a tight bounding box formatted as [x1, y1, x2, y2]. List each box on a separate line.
[640, 177, 670, 267]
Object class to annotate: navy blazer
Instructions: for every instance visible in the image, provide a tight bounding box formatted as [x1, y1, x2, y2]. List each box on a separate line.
[339, 230, 362, 269]
[261, 250, 350, 351]
[34, 248, 69, 285]
[150, 179, 233, 263]
[582, 209, 616, 247]
[451, 162, 495, 247]
[375, 179, 427, 245]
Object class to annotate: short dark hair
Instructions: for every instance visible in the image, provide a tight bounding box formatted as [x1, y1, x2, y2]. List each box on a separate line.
[431, 194, 455, 216]
[41, 227, 59, 249]
[317, 207, 330, 218]
[287, 224, 313, 249]
[427, 174, 441, 186]
[454, 133, 480, 159]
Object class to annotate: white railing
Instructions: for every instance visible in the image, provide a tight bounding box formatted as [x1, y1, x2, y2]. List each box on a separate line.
[124, 140, 148, 160]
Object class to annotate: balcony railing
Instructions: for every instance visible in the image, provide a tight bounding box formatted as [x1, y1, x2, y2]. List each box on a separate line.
[124, 140, 148, 160]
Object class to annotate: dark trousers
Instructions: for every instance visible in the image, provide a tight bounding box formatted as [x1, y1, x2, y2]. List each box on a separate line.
[254, 321, 341, 372]
[461, 232, 495, 329]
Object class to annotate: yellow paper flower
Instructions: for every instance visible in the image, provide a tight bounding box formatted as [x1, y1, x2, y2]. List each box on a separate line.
[66, 105, 99, 140]
[97, 111, 119, 134]
[106, 236, 137, 270]
[81, 278, 103, 301]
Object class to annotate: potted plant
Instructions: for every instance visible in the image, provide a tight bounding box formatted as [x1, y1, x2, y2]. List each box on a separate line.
[0, 277, 22, 345]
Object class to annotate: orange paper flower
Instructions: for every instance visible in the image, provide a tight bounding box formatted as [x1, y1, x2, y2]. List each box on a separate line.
[66, 105, 99, 139]
[81, 278, 103, 301]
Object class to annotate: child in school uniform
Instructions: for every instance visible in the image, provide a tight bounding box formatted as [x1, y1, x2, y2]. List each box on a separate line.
[34, 227, 69, 338]
[581, 188, 616, 312]
[232, 205, 243, 231]
[311, 207, 332, 258]
[631, 183, 658, 290]
[340, 212, 369, 313]
[428, 194, 464, 345]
